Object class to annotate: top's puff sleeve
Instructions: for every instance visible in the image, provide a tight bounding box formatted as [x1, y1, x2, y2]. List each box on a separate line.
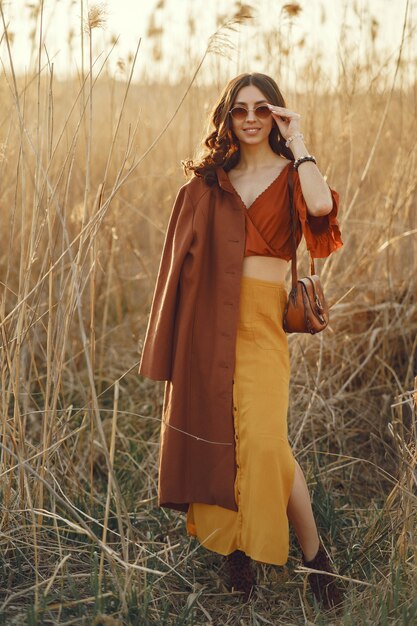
[138, 185, 194, 381]
[293, 171, 343, 258]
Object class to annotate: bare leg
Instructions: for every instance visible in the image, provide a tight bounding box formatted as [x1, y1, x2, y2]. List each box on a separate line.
[286, 460, 320, 561]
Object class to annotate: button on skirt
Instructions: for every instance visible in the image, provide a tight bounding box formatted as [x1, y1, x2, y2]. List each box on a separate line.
[186, 275, 296, 566]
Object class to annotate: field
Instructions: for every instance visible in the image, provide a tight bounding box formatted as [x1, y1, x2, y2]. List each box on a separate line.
[0, 2, 416, 624]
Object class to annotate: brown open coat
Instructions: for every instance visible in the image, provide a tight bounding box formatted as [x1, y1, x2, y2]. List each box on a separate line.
[138, 165, 343, 513]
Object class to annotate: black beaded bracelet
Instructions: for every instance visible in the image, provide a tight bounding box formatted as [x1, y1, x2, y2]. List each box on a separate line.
[293, 155, 317, 170]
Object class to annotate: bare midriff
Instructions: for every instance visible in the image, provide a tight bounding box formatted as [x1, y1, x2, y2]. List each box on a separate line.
[242, 255, 289, 284]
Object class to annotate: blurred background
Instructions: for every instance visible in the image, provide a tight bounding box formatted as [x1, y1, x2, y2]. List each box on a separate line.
[0, 1, 416, 624]
[2, 0, 416, 89]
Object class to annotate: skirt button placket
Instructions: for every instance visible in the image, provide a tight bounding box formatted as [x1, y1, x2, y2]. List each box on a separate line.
[232, 381, 242, 548]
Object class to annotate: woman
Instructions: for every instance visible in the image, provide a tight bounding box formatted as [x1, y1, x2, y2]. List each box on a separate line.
[138, 73, 344, 608]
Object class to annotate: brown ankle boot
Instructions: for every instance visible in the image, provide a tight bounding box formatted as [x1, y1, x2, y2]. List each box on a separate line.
[226, 550, 255, 601]
[302, 542, 344, 609]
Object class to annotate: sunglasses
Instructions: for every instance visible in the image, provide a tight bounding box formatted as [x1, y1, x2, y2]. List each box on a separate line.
[229, 105, 272, 121]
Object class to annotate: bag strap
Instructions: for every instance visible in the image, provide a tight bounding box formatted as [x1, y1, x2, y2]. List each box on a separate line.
[287, 162, 315, 291]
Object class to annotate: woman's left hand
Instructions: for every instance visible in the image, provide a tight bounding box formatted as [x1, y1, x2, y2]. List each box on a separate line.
[267, 105, 301, 141]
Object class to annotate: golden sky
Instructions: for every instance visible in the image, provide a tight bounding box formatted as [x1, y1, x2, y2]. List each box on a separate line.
[0, 0, 415, 89]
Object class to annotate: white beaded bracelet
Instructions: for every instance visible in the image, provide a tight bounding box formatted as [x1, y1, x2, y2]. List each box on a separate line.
[285, 132, 304, 148]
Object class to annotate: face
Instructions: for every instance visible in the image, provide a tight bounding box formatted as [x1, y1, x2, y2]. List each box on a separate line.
[229, 84, 273, 146]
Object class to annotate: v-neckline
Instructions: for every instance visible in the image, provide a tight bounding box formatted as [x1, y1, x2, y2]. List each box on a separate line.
[227, 161, 291, 211]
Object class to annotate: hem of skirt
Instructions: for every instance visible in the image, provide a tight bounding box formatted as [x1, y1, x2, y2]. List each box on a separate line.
[193, 541, 291, 566]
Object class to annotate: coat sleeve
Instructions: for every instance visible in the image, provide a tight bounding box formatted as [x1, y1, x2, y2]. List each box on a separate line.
[138, 184, 194, 381]
[293, 171, 343, 258]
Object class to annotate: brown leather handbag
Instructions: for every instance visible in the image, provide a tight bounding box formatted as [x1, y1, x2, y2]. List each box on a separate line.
[282, 164, 329, 334]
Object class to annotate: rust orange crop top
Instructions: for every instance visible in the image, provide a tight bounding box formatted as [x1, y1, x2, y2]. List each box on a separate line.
[216, 162, 343, 260]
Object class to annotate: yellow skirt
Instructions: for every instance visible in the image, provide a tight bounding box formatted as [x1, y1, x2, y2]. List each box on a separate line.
[186, 275, 296, 566]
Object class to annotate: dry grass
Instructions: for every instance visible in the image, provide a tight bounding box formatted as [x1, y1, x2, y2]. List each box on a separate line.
[0, 1, 416, 624]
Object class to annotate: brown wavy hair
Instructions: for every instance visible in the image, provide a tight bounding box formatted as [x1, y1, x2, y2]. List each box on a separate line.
[182, 72, 294, 187]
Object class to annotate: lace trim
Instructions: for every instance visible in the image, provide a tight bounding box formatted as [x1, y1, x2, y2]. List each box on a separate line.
[228, 162, 291, 211]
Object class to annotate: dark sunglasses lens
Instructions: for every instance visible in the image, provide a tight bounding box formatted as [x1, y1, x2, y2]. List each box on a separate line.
[230, 106, 271, 120]
[255, 106, 271, 118]
[231, 107, 247, 120]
